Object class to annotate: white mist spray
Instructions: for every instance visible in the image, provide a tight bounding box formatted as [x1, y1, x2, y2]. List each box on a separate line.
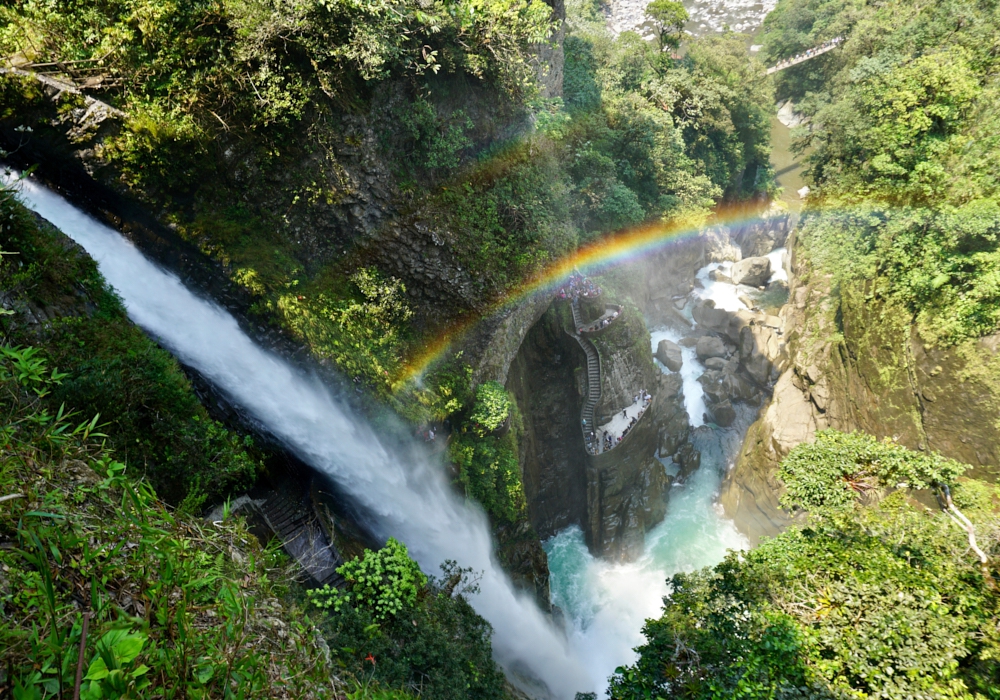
[6, 173, 590, 697]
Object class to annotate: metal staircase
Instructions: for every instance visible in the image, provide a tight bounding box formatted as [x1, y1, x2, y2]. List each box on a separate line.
[257, 492, 344, 588]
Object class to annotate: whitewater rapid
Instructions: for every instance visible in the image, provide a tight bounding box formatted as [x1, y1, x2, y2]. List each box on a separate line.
[5, 172, 589, 697]
[545, 263, 752, 694]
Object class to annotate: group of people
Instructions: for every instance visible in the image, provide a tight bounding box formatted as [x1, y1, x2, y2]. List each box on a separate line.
[557, 272, 601, 301]
[770, 36, 842, 71]
[592, 390, 653, 455]
[579, 308, 620, 334]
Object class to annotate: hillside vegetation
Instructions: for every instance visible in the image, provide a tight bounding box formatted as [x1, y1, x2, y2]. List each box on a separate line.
[0, 0, 776, 533]
[611, 432, 1000, 699]
[760, 0, 1000, 347]
[0, 189, 515, 699]
[607, 2, 1000, 697]
[0, 0, 773, 396]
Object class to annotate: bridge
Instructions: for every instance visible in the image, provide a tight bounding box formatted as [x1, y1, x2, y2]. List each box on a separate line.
[766, 37, 843, 75]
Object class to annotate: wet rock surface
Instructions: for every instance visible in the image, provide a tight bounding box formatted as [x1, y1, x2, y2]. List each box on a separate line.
[656, 338, 683, 371]
[722, 224, 1000, 545]
[696, 335, 727, 360]
[730, 256, 772, 287]
[507, 305, 589, 540]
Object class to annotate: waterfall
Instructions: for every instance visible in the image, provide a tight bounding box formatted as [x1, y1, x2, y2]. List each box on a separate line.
[5, 172, 589, 697]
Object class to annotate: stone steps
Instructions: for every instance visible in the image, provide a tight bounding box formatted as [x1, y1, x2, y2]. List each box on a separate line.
[571, 298, 602, 452]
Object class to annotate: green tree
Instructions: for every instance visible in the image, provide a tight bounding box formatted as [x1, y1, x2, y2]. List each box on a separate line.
[608, 434, 1000, 700]
[645, 0, 689, 50]
[780, 430, 993, 586]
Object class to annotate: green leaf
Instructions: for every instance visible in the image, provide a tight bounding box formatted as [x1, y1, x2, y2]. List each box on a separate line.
[84, 657, 110, 681]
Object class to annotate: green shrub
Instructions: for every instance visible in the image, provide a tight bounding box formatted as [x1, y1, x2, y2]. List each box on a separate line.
[400, 98, 474, 171]
[468, 381, 511, 434]
[609, 486, 1000, 699]
[317, 548, 507, 700]
[309, 538, 427, 620]
[779, 429, 968, 511]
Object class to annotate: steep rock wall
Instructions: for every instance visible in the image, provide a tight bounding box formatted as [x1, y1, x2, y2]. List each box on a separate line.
[721, 230, 1000, 544]
[506, 304, 589, 540]
[592, 308, 659, 421]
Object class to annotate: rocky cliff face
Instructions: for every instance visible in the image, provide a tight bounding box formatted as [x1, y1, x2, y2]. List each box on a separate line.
[592, 308, 658, 421]
[584, 397, 668, 561]
[507, 304, 589, 540]
[721, 228, 1000, 544]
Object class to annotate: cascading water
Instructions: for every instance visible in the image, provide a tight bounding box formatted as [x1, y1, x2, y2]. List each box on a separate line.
[545, 267, 755, 694]
[5, 172, 589, 697]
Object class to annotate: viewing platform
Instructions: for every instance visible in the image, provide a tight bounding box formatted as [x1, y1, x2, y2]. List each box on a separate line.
[559, 283, 650, 456]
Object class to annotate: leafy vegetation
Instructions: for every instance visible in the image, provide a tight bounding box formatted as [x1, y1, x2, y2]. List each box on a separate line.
[0, 345, 345, 699]
[309, 538, 427, 620]
[609, 434, 1000, 700]
[779, 429, 967, 511]
[312, 545, 507, 700]
[468, 381, 511, 434]
[760, 0, 1000, 346]
[1, 184, 261, 509]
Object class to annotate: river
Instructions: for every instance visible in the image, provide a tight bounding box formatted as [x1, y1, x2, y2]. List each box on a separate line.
[543, 3, 794, 692]
[4, 6, 794, 693]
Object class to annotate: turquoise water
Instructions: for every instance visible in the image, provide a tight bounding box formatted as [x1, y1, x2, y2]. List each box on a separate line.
[545, 275, 753, 693]
[545, 454, 748, 691]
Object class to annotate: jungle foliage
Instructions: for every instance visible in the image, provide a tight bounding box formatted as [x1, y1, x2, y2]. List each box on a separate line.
[0, 0, 774, 401]
[0, 341, 504, 700]
[311, 544, 507, 700]
[759, 0, 1000, 345]
[0, 345, 347, 699]
[0, 183, 260, 509]
[609, 433, 1000, 700]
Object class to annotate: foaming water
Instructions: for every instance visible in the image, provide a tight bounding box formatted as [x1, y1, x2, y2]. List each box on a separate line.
[545, 443, 748, 693]
[7, 173, 588, 698]
[766, 247, 789, 283]
[694, 261, 750, 312]
[649, 327, 706, 427]
[546, 259, 752, 695]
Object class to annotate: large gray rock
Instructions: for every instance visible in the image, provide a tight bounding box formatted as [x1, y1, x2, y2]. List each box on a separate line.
[708, 269, 733, 284]
[708, 399, 736, 427]
[696, 335, 727, 360]
[700, 368, 761, 405]
[674, 442, 701, 479]
[731, 256, 772, 287]
[704, 357, 726, 371]
[656, 339, 683, 372]
[692, 299, 730, 332]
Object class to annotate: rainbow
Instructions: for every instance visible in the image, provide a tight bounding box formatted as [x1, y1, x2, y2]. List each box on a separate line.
[393, 201, 788, 388]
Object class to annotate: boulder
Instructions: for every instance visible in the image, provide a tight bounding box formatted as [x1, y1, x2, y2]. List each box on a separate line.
[709, 399, 736, 427]
[731, 256, 772, 287]
[658, 409, 690, 456]
[656, 339, 683, 372]
[704, 357, 726, 371]
[708, 269, 733, 284]
[658, 372, 684, 399]
[702, 226, 743, 263]
[700, 368, 760, 405]
[679, 336, 701, 348]
[692, 299, 730, 331]
[696, 335, 727, 360]
[674, 442, 701, 479]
